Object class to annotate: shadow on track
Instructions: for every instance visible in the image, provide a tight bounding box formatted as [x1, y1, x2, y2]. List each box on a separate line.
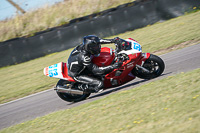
[89, 79, 147, 99]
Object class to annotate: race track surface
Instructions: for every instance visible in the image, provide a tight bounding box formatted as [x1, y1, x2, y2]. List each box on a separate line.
[0, 44, 200, 130]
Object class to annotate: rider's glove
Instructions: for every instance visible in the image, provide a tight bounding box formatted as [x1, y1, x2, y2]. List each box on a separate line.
[112, 62, 123, 69]
[113, 37, 121, 44]
[113, 37, 123, 53]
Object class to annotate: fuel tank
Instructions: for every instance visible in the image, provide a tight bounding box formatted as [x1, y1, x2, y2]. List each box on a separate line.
[92, 47, 115, 67]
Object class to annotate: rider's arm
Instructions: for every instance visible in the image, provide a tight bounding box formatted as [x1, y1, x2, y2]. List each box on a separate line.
[99, 39, 115, 44]
[99, 37, 121, 44]
[99, 37, 123, 53]
[91, 64, 115, 75]
[81, 55, 122, 75]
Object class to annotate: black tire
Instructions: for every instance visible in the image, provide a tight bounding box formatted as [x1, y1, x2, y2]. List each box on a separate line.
[56, 79, 91, 102]
[132, 54, 165, 79]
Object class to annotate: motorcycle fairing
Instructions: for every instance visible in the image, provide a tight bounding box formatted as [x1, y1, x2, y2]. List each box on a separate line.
[103, 52, 142, 88]
[91, 39, 146, 88]
[43, 62, 75, 82]
[118, 38, 142, 55]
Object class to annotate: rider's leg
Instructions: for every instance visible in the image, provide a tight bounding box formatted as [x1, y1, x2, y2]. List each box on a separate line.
[74, 75, 103, 92]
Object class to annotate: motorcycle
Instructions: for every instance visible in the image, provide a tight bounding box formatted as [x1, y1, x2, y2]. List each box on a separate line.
[43, 38, 165, 102]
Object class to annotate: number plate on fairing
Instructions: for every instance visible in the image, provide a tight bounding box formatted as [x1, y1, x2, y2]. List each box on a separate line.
[43, 62, 64, 79]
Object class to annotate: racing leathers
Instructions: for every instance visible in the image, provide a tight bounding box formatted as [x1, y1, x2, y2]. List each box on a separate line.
[67, 39, 122, 92]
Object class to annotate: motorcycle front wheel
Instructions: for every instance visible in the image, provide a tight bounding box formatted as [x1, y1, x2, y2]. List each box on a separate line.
[56, 79, 91, 102]
[132, 54, 165, 79]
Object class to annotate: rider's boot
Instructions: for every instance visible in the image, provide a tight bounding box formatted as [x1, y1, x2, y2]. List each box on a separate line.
[78, 84, 88, 91]
[78, 84, 103, 93]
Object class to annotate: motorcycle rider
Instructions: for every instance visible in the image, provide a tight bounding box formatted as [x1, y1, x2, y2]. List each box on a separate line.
[67, 35, 124, 93]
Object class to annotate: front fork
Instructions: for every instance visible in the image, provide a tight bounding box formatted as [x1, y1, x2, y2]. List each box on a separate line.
[135, 53, 151, 73]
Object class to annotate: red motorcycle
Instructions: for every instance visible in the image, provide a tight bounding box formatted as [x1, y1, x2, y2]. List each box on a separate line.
[43, 38, 165, 102]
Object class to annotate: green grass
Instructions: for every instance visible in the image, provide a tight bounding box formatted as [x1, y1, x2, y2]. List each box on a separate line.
[0, 0, 134, 42]
[0, 11, 200, 104]
[1, 68, 200, 133]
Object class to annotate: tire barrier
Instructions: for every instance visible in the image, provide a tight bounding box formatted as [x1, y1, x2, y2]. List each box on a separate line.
[0, 0, 200, 67]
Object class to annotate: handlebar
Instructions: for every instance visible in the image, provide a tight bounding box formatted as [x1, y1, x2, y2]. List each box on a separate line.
[101, 37, 131, 53]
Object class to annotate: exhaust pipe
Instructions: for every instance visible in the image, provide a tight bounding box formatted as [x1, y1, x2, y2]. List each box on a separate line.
[55, 86, 84, 95]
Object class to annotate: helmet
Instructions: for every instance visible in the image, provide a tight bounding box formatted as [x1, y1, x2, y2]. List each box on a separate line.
[83, 35, 101, 55]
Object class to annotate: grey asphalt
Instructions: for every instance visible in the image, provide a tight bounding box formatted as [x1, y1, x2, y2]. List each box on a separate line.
[0, 44, 200, 130]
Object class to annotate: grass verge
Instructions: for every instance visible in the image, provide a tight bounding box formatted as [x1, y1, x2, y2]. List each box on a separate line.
[0, 11, 200, 104]
[1, 68, 200, 133]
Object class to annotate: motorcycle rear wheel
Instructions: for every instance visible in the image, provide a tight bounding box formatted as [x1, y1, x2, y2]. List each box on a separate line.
[132, 54, 165, 79]
[56, 79, 91, 102]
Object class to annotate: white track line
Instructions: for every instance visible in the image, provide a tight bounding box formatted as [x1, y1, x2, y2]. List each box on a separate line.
[0, 88, 53, 107]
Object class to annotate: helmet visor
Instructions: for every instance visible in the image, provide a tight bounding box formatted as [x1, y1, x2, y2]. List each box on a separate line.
[89, 43, 101, 55]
